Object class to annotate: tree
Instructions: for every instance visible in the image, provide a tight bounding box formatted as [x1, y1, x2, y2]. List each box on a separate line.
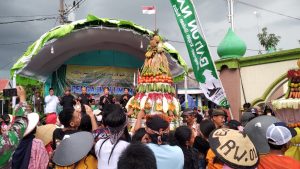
[257, 27, 281, 51]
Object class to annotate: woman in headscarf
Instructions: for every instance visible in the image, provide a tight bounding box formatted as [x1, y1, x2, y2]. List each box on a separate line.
[95, 104, 130, 169]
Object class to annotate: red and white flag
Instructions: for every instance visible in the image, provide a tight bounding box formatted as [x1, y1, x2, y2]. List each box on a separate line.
[142, 6, 156, 15]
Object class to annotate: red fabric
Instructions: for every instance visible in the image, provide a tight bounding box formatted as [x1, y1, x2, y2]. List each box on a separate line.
[46, 113, 57, 124]
[142, 6, 155, 10]
[258, 154, 300, 169]
[45, 143, 53, 154]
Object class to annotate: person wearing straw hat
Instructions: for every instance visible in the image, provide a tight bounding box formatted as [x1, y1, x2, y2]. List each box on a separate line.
[208, 128, 259, 169]
[35, 124, 57, 155]
[52, 131, 96, 169]
[244, 115, 280, 155]
[0, 86, 35, 168]
[12, 113, 49, 169]
[258, 122, 300, 169]
[51, 106, 81, 150]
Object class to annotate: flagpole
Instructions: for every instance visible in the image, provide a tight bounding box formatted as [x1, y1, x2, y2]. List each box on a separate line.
[155, 9, 157, 30]
[184, 75, 188, 109]
[190, 0, 233, 119]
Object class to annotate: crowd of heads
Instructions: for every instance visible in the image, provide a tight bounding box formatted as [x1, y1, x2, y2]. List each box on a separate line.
[1, 86, 300, 169]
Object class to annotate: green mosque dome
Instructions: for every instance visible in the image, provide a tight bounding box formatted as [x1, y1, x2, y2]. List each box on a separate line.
[217, 28, 247, 59]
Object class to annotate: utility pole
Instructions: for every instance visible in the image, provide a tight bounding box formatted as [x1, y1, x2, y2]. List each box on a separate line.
[59, 0, 66, 24]
[254, 11, 262, 54]
[227, 0, 235, 31]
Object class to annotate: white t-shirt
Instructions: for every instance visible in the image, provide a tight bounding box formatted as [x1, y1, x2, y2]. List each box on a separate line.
[147, 143, 184, 169]
[95, 139, 129, 169]
[44, 95, 59, 114]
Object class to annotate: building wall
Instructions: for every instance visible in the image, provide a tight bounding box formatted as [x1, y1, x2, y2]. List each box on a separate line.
[219, 67, 241, 120]
[240, 60, 297, 105]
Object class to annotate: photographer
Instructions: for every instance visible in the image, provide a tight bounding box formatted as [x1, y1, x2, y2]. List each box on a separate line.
[0, 86, 31, 168]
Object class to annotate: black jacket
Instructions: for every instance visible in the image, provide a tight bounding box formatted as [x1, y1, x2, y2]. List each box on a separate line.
[60, 95, 75, 110]
[78, 94, 91, 105]
[99, 94, 114, 108]
[119, 94, 132, 108]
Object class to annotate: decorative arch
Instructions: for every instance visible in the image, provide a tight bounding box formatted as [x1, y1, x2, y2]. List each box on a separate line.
[251, 72, 288, 106]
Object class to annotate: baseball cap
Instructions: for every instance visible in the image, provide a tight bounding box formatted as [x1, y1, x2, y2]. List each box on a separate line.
[266, 122, 297, 145]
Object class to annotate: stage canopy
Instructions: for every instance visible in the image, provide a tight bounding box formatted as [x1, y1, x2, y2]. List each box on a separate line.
[10, 14, 188, 85]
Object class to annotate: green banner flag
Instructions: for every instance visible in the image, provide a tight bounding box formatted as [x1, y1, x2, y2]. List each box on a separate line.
[170, 0, 229, 107]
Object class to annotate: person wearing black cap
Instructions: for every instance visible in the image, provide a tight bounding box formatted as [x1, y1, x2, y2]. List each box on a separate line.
[211, 109, 227, 128]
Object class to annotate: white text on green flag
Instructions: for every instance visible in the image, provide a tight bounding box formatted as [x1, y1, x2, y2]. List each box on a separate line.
[169, 0, 229, 107]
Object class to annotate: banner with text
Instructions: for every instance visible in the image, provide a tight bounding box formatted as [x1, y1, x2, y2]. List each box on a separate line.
[170, 0, 229, 107]
[66, 65, 136, 96]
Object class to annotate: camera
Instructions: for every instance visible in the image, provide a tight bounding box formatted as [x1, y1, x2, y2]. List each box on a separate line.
[3, 88, 17, 97]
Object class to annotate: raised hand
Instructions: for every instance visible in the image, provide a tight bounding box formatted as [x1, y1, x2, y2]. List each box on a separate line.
[17, 86, 26, 102]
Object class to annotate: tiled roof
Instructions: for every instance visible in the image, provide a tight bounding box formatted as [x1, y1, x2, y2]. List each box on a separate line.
[0, 79, 10, 91]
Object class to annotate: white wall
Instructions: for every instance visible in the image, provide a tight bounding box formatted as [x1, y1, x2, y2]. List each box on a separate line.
[240, 60, 298, 105]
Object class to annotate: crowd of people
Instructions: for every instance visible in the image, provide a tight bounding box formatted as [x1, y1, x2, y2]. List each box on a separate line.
[0, 86, 300, 169]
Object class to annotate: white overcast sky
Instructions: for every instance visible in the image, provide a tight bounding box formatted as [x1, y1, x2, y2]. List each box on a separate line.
[0, 0, 299, 79]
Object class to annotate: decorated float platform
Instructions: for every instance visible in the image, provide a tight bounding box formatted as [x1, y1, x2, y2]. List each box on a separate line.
[272, 60, 300, 127]
[126, 32, 181, 130]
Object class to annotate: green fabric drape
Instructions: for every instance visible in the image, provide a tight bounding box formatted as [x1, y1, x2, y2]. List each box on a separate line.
[51, 65, 67, 96]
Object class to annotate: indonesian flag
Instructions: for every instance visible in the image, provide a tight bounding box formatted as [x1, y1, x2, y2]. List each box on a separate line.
[142, 6, 156, 15]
